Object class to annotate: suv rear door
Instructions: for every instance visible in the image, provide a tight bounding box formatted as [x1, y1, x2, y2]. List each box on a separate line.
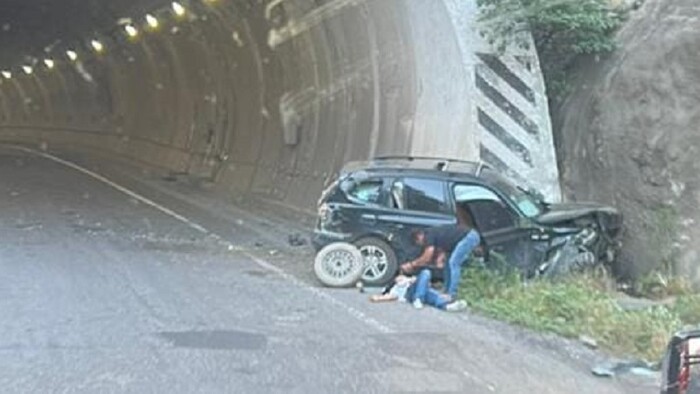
[379, 177, 457, 261]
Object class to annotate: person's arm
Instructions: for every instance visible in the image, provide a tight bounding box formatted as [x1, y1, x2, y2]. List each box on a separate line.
[369, 293, 398, 303]
[435, 250, 446, 269]
[401, 245, 435, 274]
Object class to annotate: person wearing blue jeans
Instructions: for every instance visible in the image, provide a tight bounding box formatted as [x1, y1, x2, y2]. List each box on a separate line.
[408, 269, 468, 311]
[401, 224, 481, 302]
[443, 229, 481, 298]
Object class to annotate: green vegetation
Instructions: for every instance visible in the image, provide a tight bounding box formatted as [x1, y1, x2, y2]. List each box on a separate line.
[476, 0, 625, 101]
[458, 265, 700, 361]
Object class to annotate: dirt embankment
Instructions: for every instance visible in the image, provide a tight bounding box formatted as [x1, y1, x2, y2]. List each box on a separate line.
[555, 0, 700, 281]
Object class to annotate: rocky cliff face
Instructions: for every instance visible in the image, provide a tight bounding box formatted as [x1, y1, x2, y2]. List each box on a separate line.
[556, 0, 700, 281]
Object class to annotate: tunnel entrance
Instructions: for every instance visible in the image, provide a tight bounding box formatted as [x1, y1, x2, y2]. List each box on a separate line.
[0, 0, 561, 213]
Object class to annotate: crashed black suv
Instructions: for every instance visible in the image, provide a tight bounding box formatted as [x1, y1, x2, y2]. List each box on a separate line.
[313, 157, 623, 286]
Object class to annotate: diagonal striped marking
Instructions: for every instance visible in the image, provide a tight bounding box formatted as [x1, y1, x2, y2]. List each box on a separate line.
[477, 63, 539, 121]
[479, 145, 528, 188]
[499, 54, 535, 88]
[477, 53, 535, 105]
[475, 73, 539, 137]
[477, 95, 538, 146]
[480, 129, 533, 177]
[478, 108, 532, 167]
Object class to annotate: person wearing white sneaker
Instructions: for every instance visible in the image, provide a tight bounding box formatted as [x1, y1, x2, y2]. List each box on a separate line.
[409, 269, 463, 312]
[445, 300, 468, 312]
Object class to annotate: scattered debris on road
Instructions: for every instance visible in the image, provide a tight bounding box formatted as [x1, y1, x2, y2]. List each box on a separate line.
[580, 335, 599, 350]
[15, 222, 42, 231]
[287, 233, 307, 247]
[592, 359, 658, 379]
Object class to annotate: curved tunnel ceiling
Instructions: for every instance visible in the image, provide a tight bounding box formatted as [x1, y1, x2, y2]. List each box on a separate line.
[0, 0, 164, 63]
[0, 0, 561, 212]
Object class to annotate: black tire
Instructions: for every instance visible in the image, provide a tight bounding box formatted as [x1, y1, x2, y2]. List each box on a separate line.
[354, 237, 398, 287]
[314, 242, 365, 288]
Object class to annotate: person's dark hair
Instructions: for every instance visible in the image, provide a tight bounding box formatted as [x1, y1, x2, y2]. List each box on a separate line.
[411, 229, 425, 244]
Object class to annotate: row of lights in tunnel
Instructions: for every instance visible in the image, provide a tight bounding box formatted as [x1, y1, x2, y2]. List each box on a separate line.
[0, 0, 220, 80]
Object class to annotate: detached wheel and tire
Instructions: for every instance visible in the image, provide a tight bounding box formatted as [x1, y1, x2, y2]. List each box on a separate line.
[314, 242, 365, 288]
[354, 237, 398, 287]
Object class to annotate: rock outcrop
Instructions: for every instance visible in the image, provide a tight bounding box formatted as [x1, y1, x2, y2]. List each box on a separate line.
[556, 0, 700, 281]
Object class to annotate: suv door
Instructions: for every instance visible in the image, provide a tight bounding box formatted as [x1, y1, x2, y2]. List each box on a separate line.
[378, 177, 457, 262]
[452, 183, 544, 273]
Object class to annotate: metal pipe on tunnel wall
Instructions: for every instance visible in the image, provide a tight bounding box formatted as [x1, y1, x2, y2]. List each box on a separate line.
[0, 0, 561, 213]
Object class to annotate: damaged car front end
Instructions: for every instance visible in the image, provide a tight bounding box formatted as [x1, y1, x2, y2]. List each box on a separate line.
[534, 204, 623, 278]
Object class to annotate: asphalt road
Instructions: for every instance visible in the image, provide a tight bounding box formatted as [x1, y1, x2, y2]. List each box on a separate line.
[0, 147, 656, 393]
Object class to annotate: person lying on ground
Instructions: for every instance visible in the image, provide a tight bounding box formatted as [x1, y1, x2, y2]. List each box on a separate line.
[369, 271, 467, 312]
[409, 269, 467, 312]
[402, 224, 481, 301]
[369, 275, 415, 303]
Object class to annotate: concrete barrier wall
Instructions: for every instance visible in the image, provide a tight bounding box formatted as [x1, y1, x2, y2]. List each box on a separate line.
[0, 0, 561, 212]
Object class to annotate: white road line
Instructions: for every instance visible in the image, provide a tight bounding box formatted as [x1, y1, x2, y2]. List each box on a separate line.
[9, 145, 394, 334]
[9, 146, 209, 234]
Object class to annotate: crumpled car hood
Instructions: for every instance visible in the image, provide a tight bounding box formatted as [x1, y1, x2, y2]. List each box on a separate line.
[535, 202, 621, 225]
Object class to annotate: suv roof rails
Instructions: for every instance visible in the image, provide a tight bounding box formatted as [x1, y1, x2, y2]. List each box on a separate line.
[340, 156, 485, 176]
[373, 155, 477, 165]
[372, 155, 480, 173]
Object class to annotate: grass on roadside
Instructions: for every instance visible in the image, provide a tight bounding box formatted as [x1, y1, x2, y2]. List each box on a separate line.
[457, 266, 700, 362]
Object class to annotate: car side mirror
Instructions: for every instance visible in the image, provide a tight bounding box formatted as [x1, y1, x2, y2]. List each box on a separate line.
[661, 330, 700, 394]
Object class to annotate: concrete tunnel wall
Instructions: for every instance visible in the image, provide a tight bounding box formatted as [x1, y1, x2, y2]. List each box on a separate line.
[0, 0, 561, 213]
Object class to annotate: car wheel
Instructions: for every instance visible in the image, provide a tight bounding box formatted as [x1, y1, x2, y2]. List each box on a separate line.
[354, 237, 398, 287]
[314, 242, 365, 288]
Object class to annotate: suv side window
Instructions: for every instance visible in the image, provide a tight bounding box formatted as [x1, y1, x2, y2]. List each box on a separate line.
[454, 184, 516, 232]
[392, 178, 449, 214]
[346, 178, 385, 206]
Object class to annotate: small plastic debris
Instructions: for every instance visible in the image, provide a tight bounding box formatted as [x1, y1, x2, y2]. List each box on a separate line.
[269, 250, 278, 256]
[629, 367, 658, 378]
[287, 233, 307, 247]
[579, 335, 598, 349]
[592, 364, 615, 378]
[592, 359, 656, 379]
[16, 222, 42, 231]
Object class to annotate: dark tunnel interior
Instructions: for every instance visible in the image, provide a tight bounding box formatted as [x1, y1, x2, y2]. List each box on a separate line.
[0, 0, 430, 213]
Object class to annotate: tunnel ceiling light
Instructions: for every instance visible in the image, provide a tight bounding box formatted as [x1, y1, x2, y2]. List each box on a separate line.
[91, 39, 105, 53]
[66, 50, 78, 61]
[172, 2, 186, 16]
[1, 71, 11, 79]
[22, 65, 33, 75]
[44, 59, 55, 69]
[146, 14, 159, 29]
[124, 24, 139, 38]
